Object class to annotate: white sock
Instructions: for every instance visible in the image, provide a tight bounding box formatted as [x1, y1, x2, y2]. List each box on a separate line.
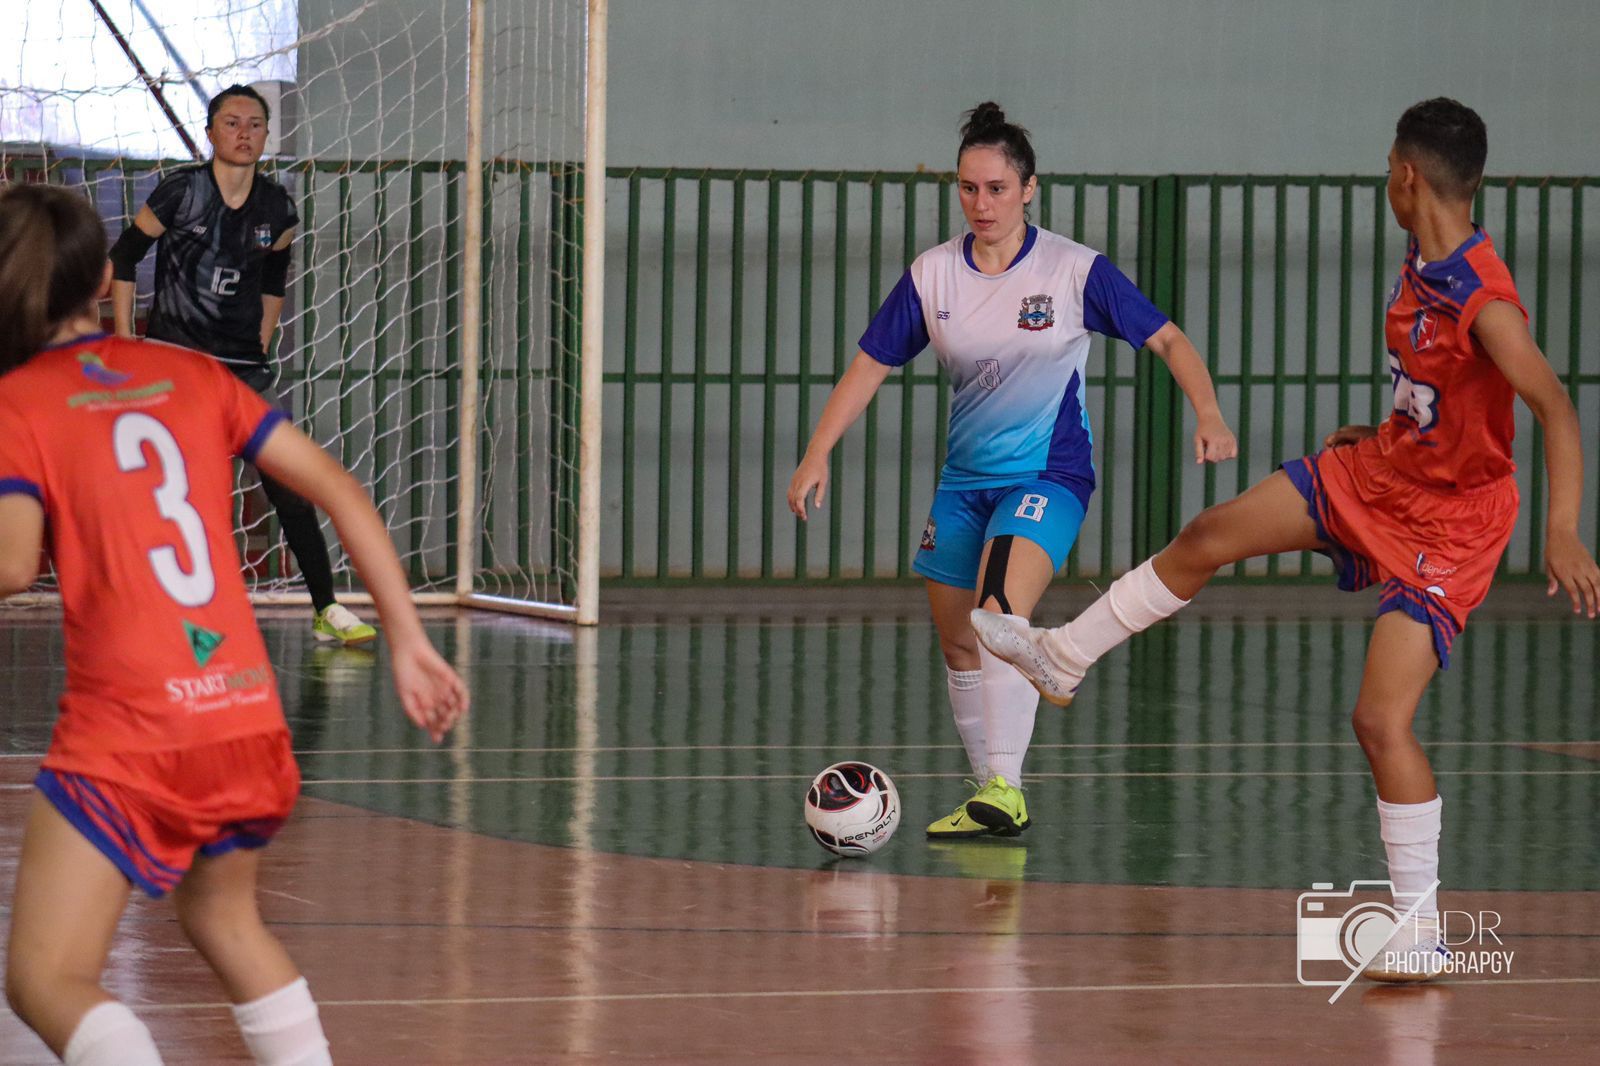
[946, 667, 987, 780]
[1048, 558, 1189, 667]
[1378, 795, 1443, 923]
[979, 642, 1039, 785]
[65, 1001, 164, 1066]
[231, 977, 332, 1066]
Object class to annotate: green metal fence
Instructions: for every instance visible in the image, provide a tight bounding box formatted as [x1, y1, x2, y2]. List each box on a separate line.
[603, 169, 1600, 583]
[11, 158, 1597, 586]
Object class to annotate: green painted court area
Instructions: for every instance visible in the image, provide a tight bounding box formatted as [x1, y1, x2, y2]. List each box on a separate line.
[42, 595, 1568, 894]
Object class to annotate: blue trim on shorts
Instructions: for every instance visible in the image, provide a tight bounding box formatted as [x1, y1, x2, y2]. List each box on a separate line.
[35, 770, 175, 898]
[1280, 455, 1375, 591]
[199, 818, 283, 858]
[1378, 580, 1459, 670]
[1282, 456, 1457, 671]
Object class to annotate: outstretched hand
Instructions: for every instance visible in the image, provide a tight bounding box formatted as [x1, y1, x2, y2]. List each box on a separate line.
[391, 638, 470, 743]
[1546, 528, 1600, 619]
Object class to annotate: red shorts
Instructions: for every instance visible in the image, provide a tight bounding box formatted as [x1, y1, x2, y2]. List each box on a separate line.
[36, 730, 300, 898]
[1283, 440, 1518, 668]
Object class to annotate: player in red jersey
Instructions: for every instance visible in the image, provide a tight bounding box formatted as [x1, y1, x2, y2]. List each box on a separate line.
[970, 98, 1599, 983]
[0, 185, 468, 1065]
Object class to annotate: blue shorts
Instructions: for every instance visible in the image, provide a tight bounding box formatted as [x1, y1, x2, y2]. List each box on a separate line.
[912, 479, 1089, 589]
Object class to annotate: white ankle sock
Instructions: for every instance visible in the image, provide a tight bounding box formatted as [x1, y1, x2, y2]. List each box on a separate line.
[232, 977, 332, 1066]
[1378, 795, 1443, 922]
[1048, 558, 1189, 667]
[979, 642, 1039, 784]
[65, 1001, 164, 1066]
[946, 667, 987, 780]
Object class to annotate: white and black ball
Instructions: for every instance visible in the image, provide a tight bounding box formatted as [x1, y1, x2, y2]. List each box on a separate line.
[804, 761, 900, 857]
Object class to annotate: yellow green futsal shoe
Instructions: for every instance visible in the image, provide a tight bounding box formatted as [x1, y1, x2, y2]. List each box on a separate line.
[926, 780, 998, 838]
[925, 802, 995, 838]
[964, 775, 1031, 836]
[313, 603, 378, 646]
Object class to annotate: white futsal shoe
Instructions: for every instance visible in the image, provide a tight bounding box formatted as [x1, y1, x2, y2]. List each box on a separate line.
[1363, 918, 1450, 983]
[968, 610, 1084, 707]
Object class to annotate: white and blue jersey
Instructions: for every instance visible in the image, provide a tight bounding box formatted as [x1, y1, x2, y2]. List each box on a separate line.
[860, 225, 1168, 588]
[859, 225, 1168, 510]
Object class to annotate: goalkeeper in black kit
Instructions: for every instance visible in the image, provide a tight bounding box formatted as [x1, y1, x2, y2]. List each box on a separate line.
[110, 84, 376, 645]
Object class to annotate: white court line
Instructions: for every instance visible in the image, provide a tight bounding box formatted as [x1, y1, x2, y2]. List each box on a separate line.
[4, 739, 1593, 759]
[7, 769, 1596, 791]
[288, 769, 1600, 786]
[38, 974, 1598, 1013]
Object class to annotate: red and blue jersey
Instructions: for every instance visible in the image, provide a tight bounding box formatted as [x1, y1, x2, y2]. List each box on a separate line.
[0, 335, 288, 773]
[1376, 226, 1524, 490]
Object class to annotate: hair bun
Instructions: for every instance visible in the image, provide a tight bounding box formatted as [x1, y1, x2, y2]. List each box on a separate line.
[961, 101, 1007, 138]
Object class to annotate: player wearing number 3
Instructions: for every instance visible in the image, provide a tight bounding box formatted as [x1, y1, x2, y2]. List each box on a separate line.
[0, 185, 468, 1064]
[788, 103, 1236, 837]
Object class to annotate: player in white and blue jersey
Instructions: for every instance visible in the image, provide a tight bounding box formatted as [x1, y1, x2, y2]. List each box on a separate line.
[787, 102, 1237, 838]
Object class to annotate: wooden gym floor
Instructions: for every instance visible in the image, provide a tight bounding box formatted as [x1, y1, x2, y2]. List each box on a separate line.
[2, 585, 1597, 1063]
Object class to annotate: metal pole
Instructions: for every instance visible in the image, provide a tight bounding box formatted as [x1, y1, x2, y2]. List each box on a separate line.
[87, 0, 201, 159]
[455, 0, 486, 598]
[576, 0, 609, 624]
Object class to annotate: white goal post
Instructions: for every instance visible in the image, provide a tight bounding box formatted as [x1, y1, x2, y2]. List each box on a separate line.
[0, 0, 607, 624]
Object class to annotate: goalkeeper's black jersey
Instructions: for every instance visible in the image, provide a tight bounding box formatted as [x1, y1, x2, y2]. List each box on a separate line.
[143, 164, 299, 368]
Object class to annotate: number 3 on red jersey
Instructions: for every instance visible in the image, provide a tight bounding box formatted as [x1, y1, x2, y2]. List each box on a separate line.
[113, 412, 217, 607]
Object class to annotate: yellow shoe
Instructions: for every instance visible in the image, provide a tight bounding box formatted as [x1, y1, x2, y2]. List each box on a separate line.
[313, 603, 378, 646]
[926, 782, 997, 838]
[964, 775, 1031, 836]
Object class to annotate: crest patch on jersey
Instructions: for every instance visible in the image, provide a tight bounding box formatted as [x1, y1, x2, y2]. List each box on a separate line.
[1410, 309, 1437, 351]
[254, 223, 274, 248]
[919, 518, 937, 552]
[1017, 294, 1054, 331]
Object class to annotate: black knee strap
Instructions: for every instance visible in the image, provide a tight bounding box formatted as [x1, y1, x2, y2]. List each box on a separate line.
[979, 535, 1014, 614]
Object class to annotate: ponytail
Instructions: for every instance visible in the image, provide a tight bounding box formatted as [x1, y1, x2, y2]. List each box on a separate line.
[0, 185, 108, 373]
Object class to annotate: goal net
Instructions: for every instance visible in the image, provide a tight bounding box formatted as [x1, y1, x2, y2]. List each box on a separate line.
[0, 0, 600, 621]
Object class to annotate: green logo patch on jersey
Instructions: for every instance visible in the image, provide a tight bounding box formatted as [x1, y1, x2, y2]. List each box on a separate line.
[183, 620, 226, 668]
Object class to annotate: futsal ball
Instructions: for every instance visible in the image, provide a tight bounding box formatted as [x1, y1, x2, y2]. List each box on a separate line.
[804, 761, 900, 857]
